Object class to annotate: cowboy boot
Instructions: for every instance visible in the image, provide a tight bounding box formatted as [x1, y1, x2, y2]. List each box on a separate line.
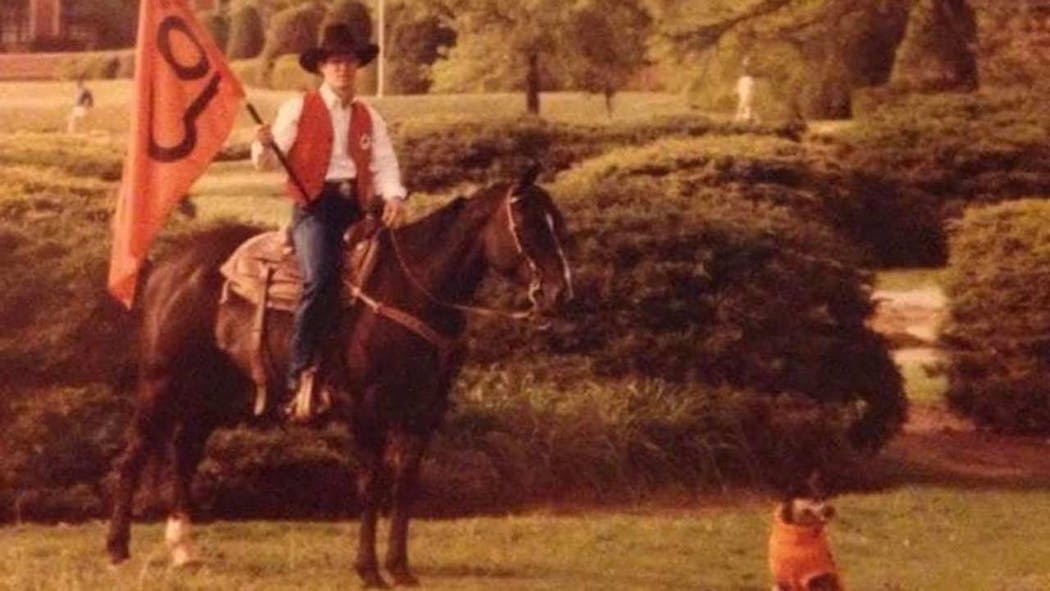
[285, 366, 318, 423]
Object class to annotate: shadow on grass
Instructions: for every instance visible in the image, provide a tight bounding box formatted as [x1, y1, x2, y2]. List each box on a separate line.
[856, 431, 1050, 492]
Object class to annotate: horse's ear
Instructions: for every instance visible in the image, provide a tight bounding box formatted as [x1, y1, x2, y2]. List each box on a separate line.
[514, 162, 542, 194]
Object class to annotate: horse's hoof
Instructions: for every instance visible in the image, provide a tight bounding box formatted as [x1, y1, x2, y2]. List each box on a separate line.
[107, 558, 128, 572]
[358, 570, 390, 589]
[391, 571, 420, 587]
[171, 545, 202, 568]
[107, 547, 130, 568]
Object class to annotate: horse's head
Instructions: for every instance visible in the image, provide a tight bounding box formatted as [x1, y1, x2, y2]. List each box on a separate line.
[482, 166, 574, 316]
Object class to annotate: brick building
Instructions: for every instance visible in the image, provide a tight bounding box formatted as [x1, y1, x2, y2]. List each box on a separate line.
[0, 0, 220, 51]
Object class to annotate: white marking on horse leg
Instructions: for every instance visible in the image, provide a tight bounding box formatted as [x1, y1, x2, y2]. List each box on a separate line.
[545, 214, 574, 300]
[165, 514, 197, 567]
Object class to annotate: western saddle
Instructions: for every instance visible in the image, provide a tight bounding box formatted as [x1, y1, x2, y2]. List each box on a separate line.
[219, 222, 382, 420]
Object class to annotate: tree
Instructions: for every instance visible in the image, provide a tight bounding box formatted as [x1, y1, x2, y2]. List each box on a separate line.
[433, 0, 650, 115]
[261, 1, 326, 62]
[383, 1, 456, 94]
[565, 0, 651, 115]
[324, 0, 373, 40]
[198, 9, 232, 53]
[648, 0, 977, 119]
[227, 3, 266, 59]
[71, 0, 138, 49]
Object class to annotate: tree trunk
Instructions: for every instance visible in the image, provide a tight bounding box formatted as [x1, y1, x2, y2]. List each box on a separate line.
[525, 52, 540, 115]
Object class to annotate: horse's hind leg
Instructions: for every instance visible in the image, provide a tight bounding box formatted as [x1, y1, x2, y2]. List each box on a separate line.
[106, 375, 176, 564]
[165, 416, 218, 566]
[384, 430, 426, 586]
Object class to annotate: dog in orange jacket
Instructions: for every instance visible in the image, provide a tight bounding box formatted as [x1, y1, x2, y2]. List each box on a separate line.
[769, 495, 844, 591]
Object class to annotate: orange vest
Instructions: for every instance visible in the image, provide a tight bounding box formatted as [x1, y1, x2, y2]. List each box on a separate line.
[284, 90, 375, 209]
[768, 508, 844, 591]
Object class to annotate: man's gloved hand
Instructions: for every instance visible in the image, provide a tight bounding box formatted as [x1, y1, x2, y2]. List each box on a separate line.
[255, 123, 274, 146]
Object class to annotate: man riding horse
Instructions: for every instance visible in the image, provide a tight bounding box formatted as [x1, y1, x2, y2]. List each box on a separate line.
[107, 18, 576, 587]
[252, 23, 407, 419]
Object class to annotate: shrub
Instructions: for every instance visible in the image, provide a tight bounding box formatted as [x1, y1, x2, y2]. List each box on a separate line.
[194, 425, 357, 518]
[827, 90, 1050, 264]
[229, 58, 268, 88]
[323, 0, 372, 40]
[508, 137, 907, 449]
[226, 3, 266, 60]
[0, 385, 129, 522]
[396, 116, 937, 265]
[943, 199, 1050, 433]
[54, 51, 128, 80]
[268, 53, 319, 91]
[395, 114, 805, 194]
[0, 124, 901, 522]
[28, 36, 86, 52]
[116, 51, 135, 79]
[261, 2, 326, 63]
[198, 9, 231, 53]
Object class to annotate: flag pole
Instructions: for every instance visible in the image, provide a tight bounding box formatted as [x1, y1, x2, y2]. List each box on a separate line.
[377, 0, 385, 98]
[245, 102, 311, 200]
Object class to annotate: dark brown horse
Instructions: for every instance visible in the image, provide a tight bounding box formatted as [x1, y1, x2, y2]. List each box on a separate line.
[105, 171, 573, 587]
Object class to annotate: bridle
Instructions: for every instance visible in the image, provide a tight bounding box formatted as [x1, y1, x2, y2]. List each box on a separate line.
[386, 186, 555, 321]
[503, 190, 546, 310]
[341, 186, 567, 371]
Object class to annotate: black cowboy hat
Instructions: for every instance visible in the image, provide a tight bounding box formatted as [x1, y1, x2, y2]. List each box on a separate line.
[299, 24, 379, 74]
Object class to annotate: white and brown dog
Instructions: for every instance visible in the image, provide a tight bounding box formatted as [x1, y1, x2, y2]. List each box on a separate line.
[768, 478, 845, 591]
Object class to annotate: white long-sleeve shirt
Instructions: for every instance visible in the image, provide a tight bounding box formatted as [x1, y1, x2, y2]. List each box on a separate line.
[251, 84, 407, 200]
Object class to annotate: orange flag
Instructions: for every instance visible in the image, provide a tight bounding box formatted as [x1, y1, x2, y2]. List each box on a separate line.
[108, 0, 244, 308]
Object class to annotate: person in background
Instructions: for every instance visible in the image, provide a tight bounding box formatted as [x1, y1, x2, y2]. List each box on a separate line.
[252, 23, 407, 415]
[67, 77, 93, 133]
[735, 59, 756, 123]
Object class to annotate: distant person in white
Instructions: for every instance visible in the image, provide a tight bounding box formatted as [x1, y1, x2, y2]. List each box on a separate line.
[735, 68, 756, 123]
[67, 77, 93, 133]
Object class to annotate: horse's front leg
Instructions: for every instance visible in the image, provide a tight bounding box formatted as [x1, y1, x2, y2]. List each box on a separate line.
[354, 428, 391, 588]
[385, 430, 427, 586]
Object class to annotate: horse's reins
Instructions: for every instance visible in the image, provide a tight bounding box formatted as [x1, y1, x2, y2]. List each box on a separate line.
[342, 188, 545, 365]
[384, 188, 541, 321]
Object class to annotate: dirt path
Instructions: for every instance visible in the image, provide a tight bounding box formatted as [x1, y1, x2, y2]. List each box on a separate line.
[870, 283, 1050, 486]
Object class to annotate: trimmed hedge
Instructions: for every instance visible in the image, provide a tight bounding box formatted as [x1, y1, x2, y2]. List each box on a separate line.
[198, 9, 231, 53]
[835, 90, 1050, 263]
[395, 114, 804, 193]
[0, 126, 901, 522]
[227, 3, 266, 60]
[518, 138, 906, 449]
[261, 3, 326, 63]
[943, 199, 1050, 433]
[268, 54, 319, 92]
[229, 58, 269, 88]
[54, 51, 132, 80]
[393, 114, 942, 265]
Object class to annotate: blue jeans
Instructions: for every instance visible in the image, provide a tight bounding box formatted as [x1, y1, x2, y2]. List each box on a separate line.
[288, 185, 361, 389]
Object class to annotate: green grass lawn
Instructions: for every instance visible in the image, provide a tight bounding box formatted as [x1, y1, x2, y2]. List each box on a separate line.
[897, 355, 948, 407]
[0, 80, 696, 135]
[3, 486, 1050, 590]
[874, 268, 945, 292]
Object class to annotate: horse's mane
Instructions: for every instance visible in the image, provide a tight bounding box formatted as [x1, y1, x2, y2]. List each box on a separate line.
[394, 183, 509, 251]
